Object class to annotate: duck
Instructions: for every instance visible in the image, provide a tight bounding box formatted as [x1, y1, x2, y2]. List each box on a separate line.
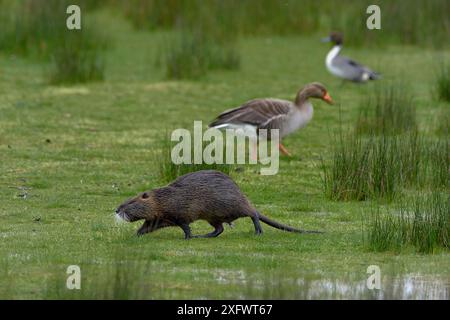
[209, 82, 333, 156]
[322, 32, 380, 83]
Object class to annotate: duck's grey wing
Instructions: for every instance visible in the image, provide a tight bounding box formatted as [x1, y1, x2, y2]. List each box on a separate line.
[335, 55, 380, 81]
[209, 99, 292, 129]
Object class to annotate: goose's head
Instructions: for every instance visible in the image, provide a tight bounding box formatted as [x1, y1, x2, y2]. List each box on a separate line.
[296, 82, 334, 105]
[322, 31, 343, 46]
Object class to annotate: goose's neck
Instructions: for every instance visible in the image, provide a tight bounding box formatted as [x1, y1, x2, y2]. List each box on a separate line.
[294, 92, 311, 108]
[326, 45, 342, 65]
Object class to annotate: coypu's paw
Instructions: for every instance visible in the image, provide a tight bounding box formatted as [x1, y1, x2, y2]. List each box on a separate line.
[136, 228, 147, 236]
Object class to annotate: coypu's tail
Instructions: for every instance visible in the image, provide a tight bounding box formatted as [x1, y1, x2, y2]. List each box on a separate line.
[257, 212, 323, 234]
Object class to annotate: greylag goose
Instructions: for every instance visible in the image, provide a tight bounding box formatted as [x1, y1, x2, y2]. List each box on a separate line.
[209, 82, 333, 156]
[322, 32, 380, 83]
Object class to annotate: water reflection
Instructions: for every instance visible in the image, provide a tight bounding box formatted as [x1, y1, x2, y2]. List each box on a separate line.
[213, 270, 449, 299]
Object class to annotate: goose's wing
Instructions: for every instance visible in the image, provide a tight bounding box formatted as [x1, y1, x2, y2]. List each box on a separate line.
[209, 98, 293, 129]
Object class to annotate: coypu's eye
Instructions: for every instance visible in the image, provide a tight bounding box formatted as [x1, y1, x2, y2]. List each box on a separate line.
[142, 192, 149, 199]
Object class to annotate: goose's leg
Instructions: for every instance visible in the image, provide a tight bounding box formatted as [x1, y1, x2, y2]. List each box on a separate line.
[279, 143, 292, 157]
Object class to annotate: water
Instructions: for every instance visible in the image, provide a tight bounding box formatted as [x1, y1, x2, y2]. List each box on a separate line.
[212, 270, 449, 300]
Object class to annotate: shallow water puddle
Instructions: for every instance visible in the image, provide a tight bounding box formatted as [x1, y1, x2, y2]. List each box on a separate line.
[213, 270, 449, 299]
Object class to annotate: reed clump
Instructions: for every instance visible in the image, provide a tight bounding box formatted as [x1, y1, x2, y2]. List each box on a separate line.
[0, 0, 108, 84]
[366, 193, 449, 253]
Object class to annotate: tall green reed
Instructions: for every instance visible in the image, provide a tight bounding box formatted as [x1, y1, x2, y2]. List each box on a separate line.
[356, 84, 417, 136]
[323, 133, 402, 201]
[366, 192, 449, 253]
[434, 61, 450, 102]
[323, 129, 447, 201]
[49, 26, 107, 84]
[0, 0, 108, 83]
[119, 0, 449, 48]
[161, 27, 240, 79]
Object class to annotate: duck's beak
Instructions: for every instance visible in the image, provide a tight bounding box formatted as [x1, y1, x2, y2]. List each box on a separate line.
[323, 92, 334, 105]
[321, 36, 331, 43]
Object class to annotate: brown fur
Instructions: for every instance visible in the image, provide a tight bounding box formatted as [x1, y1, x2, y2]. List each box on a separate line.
[116, 170, 322, 239]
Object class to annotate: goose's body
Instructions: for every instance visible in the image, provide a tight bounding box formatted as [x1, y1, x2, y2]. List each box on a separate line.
[209, 83, 332, 156]
[211, 98, 313, 139]
[323, 32, 380, 83]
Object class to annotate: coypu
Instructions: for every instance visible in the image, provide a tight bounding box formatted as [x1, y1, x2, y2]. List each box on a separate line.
[115, 170, 323, 239]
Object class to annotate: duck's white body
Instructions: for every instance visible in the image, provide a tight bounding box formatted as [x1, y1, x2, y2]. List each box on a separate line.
[326, 45, 347, 79]
[325, 44, 379, 83]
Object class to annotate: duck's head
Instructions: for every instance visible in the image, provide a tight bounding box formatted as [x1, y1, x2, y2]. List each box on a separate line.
[296, 82, 334, 105]
[322, 31, 343, 46]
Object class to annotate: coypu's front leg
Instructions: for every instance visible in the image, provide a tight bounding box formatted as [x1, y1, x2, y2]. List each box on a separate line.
[137, 219, 173, 236]
[137, 221, 151, 236]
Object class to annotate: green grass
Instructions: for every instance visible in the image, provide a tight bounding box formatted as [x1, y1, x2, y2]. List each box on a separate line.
[155, 135, 234, 183]
[325, 80, 447, 201]
[160, 28, 240, 80]
[434, 61, 450, 102]
[323, 131, 431, 201]
[323, 128, 447, 202]
[424, 137, 449, 189]
[366, 193, 449, 253]
[49, 28, 107, 84]
[119, 0, 450, 48]
[0, 8, 449, 299]
[356, 83, 417, 135]
[324, 134, 396, 201]
[0, 0, 108, 84]
[0, 0, 64, 58]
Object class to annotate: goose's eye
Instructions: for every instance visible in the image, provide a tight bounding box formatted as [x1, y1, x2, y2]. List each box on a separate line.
[142, 192, 149, 199]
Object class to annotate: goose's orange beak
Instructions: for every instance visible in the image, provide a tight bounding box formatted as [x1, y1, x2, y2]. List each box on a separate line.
[323, 92, 334, 105]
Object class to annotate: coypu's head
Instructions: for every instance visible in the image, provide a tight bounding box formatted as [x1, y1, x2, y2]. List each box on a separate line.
[115, 191, 155, 222]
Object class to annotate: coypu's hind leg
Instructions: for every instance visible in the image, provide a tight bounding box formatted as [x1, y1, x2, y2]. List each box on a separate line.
[192, 223, 224, 238]
[251, 212, 263, 235]
[179, 223, 192, 239]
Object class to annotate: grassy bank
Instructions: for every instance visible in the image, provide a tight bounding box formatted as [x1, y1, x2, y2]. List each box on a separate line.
[120, 0, 449, 48]
[0, 0, 107, 83]
[0, 9, 448, 299]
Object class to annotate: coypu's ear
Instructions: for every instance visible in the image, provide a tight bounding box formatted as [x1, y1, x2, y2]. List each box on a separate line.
[142, 192, 150, 199]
